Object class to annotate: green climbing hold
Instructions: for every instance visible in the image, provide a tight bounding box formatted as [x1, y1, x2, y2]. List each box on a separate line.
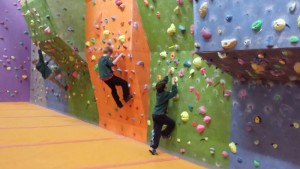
[91, 38, 96, 44]
[273, 94, 281, 102]
[253, 160, 260, 168]
[290, 36, 299, 43]
[252, 20, 262, 31]
[94, 64, 99, 72]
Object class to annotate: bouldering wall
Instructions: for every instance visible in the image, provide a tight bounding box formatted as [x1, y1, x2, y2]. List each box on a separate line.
[230, 82, 300, 169]
[85, 0, 150, 142]
[194, 0, 300, 82]
[137, 1, 232, 168]
[0, 0, 31, 102]
[22, 0, 98, 123]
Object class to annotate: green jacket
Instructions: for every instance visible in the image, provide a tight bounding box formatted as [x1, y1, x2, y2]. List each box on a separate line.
[36, 50, 52, 79]
[98, 56, 114, 80]
[153, 76, 178, 115]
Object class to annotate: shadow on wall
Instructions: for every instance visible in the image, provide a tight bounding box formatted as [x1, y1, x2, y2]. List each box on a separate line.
[230, 81, 300, 169]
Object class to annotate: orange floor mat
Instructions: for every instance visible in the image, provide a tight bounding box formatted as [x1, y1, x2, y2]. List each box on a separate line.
[0, 102, 206, 169]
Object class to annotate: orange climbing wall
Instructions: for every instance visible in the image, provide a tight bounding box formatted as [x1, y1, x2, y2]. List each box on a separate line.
[85, 0, 150, 142]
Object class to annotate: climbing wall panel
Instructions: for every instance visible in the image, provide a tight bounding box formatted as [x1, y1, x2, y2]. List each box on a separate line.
[85, 0, 150, 142]
[0, 0, 31, 101]
[230, 81, 300, 169]
[137, 1, 233, 168]
[22, 0, 98, 123]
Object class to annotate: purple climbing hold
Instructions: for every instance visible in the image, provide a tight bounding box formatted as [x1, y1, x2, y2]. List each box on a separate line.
[201, 27, 212, 40]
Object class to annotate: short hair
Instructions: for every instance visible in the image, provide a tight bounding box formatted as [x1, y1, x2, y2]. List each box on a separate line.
[103, 46, 113, 54]
[155, 81, 166, 93]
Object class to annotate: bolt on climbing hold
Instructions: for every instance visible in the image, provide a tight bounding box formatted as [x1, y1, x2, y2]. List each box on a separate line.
[273, 19, 287, 31]
[221, 39, 237, 49]
[180, 111, 189, 122]
[199, 2, 208, 18]
[289, 2, 297, 13]
[229, 142, 237, 154]
[254, 116, 262, 124]
[167, 24, 176, 36]
[290, 36, 299, 43]
[201, 27, 212, 40]
[253, 160, 260, 168]
[197, 124, 205, 133]
[251, 20, 262, 31]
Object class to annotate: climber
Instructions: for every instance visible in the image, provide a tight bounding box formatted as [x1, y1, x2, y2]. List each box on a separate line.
[149, 69, 177, 155]
[32, 45, 69, 91]
[98, 46, 133, 108]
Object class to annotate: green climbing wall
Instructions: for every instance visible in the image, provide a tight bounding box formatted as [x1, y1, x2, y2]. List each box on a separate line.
[22, 0, 98, 123]
[137, 1, 232, 168]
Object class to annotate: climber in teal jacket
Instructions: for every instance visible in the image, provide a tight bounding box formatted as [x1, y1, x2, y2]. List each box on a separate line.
[149, 69, 178, 155]
[32, 46, 69, 91]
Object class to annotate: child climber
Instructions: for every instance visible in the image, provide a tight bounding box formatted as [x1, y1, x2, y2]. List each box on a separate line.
[32, 45, 69, 91]
[149, 69, 177, 155]
[98, 46, 132, 108]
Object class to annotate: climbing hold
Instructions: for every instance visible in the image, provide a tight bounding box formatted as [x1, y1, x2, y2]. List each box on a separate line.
[252, 20, 262, 31]
[189, 69, 195, 78]
[289, 2, 297, 13]
[178, 25, 186, 34]
[222, 151, 229, 158]
[178, 69, 184, 77]
[294, 62, 300, 74]
[290, 36, 299, 43]
[203, 116, 211, 124]
[94, 64, 99, 72]
[192, 121, 197, 127]
[251, 63, 265, 74]
[181, 111, 189, 122]
[201, 27, 212, 40]
[189, 86, 195, 92]
[221, 39, 237, 49]
[196, 124, 205, 133]
[156, 12, 160, 18]
[85, 41, 91, 47]
[103, 30, 110, 37]
[206, 78, 212, 87]
[254, 116, 262, 124]
[273, 19, 286, 31]
[174, 6, 180, 14]
[118, 35, 126, 43]
[237, 158, 243, 163]
[180, 148, 186, 154]
[187, 141, 191, 145]
[199, 2, 208, 18]
[273, 94, 281, 102]
[254, 140, 260, 146]
[292, 122, 299, 129]
[91, 38, 96, 44]
[244, 39, 251, 47]
[200, 67, 206, 76]
[188, 105, 193, 112]
[21, 75, 28, 79]
[194, 42, 200, 49]
[253, 160, 260, 168]
[298, 16, 300, 28]
[136, 61, 144, 66]
[266, 36, 274, 48]
[190, 24, 194, 34]
[177, 138, 181, 143]
[160, 51, 167, 59]
[147, 120, 151, 126]
[199, 106, 206, 115]
[193, 57, 202, 69]
[167, 24, 176, 36]
[184, 60, 191, 68]
[176, 0, 183, 5]
[144, 0, 149, 6]
[226, 15, 233, 22]
[229, 142, 237, 154]
[44, 27, 51, 34]
[271, 143, 279, 149]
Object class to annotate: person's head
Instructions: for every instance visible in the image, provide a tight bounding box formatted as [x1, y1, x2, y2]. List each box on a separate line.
[103, 46, 113, 56]
[32, 59, 38, 65]
[155, 81, 167, 93]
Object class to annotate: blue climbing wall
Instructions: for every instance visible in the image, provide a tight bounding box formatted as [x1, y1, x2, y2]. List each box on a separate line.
[230, 81, 300, 169]
[194, 0, 300, 51]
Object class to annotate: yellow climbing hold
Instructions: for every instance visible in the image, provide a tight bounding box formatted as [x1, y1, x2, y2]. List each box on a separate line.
[273, 19, 286, 31]
[118, 35, 126, 43]
[293, 122, 299, 129]
[180, 111, 189, 122]
[189, 69, 195, 77]
[22, 75, 28, 79]
[229, 142, 237, 154]
[85, 41, 91, 47]
[103, 30, 110, 37]
[6, 67, 11, 71]
[69, 56, 75, 62]
[160, 51, 167, 59]
[167, 24, 176, 36]
[193, 57, 202, 69]
[298, 16, 300, 28]
[91, 55, 96, 61]
[272, 143, 279, 149]
[170, 67, 175, 74]
[221, 38, 237, 49]
[294, 62, 300, 74]
[177, 138, 181, 143]
[174, 6, 180, 14]
[199, 2, 208, 18]
[147, 120, 151, 126]
[251, 63, 265, 74]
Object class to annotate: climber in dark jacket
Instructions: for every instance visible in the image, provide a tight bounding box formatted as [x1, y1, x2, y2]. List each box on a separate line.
[149, 69, 178, 155]
[32, 47, 69, 91]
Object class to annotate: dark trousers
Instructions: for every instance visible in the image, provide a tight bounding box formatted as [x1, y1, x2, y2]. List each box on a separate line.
[104, 75, 130, 107]
[150, 114, 175, 149]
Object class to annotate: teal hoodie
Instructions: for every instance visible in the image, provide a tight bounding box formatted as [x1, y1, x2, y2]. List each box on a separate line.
[98, 56, 114, 80]
[153, 76, 178, 115]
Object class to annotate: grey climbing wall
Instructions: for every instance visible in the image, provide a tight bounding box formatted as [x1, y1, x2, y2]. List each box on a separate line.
[230, 81, 300, 169]
[194, 0, 300, 51]
[0, 0, 31, 101]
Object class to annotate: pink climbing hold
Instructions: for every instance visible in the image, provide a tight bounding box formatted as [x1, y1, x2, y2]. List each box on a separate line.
[200, 67, 206, 76]
[222, 151, 229, 158]
[176, 0, 183, 5]
[190, 24, 194, 34]
[201, 27, 212, 40]
[44, 27, 51, 34]
[178, 69, 184, 77]
[115, 0, 123, 6]
[206, 78, 212, 87]
[189, 86, 195, 92]
[197, 124, 205, 133]
[199, 106, 206, 115]
[203, 116, 211, 124]
[72, 71, 78, 78]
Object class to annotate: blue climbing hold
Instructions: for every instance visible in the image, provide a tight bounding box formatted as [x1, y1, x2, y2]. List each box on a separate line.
[266, 36, 274, 48]
[226, 15, 233, 22]
[237, 157, 243, 163]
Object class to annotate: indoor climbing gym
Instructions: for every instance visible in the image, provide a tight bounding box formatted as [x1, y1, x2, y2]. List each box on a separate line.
[1, 0, 300, 169]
